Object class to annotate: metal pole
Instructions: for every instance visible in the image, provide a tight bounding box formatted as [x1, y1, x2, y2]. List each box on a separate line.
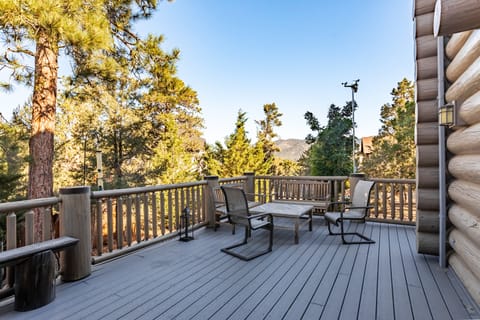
[83, 138, 87, 185]
[437, 36, 447, 268]
[351, 89, 356, 173]
[343, 80, 359, 173]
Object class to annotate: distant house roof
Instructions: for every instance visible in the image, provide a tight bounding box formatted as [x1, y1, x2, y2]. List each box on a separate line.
[360, 136, 373, 155]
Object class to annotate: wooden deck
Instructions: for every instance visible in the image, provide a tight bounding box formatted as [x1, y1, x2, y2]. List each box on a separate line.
[1, 218, 479, 320]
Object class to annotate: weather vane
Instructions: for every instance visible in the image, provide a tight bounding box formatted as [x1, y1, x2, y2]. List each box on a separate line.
[342, 79, 360, 92]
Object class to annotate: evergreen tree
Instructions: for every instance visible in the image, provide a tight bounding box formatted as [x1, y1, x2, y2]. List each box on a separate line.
[221, 110, 256, 177]
[201, 142, 224, 177]
[0, 0, 169, 240]
[0, 0, 111, 195]
[56, 34, 203, 188]
[360, 79, 415, 178]
[273, 158, 301, 176]
[255, 103, 283, 174]
[304, 103, 354, 176]
[0, 113, 29, 201]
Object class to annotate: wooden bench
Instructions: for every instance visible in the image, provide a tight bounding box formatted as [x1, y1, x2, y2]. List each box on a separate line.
[270, 179, 331, 213]
[0, 236, 79, 311]
[213, 183, 265, 232]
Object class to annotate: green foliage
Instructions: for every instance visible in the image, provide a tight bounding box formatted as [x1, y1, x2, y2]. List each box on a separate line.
[255, 103, 283, 174]
[55, 32, 204, 188]
[203, 104, 286, 178]
[360, 78, 415, 178]
[304, 103, 354, 176]
[0, 0, 114, 88]
[273, 158, 301, 176]
[220, 110, 257, 177]
[0, 112, 29, 201]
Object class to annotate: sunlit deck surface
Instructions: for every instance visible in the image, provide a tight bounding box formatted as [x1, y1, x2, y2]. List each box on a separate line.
[1, 218, 479, 320]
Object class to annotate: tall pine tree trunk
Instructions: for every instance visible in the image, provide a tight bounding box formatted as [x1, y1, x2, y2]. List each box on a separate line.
[28, 30, 58, 242]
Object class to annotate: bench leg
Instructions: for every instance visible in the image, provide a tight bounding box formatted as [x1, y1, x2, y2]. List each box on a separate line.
[14, 250, 56, 311]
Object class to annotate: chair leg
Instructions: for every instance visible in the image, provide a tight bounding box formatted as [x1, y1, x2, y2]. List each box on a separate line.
[327, 220, 375, 244]
[221, 225, 273, 261]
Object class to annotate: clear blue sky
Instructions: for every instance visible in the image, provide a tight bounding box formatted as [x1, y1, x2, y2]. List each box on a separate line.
[1, 0, 414, 144]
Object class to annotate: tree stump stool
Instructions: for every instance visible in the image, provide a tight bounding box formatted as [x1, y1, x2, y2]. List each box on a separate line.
[14, 250, 56, 311]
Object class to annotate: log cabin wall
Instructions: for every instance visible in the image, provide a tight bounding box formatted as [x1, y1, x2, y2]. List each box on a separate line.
[425, 0, 480, 305]
[413, 0, 440, 255]
[443, 29, 480, 305]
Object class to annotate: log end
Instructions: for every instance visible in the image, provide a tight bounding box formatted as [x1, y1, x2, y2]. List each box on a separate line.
[433, 0, 441, 37]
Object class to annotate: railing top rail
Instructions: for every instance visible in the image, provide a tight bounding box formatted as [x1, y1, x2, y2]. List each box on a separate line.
[370, 178, 416, 184]
[0, 197, 60, 215]
[91, 180, 207, 199]
[255, 175, 349, 181]
[219, 176, 247, 183]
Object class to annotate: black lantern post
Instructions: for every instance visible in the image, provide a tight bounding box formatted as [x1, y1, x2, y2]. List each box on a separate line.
[179, 207, 194, 242]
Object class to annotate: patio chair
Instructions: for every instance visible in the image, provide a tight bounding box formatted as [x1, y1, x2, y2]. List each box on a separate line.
[220, 186, 273, 261]
[324, 180, 375, 244]
[213, 183, 265, 232]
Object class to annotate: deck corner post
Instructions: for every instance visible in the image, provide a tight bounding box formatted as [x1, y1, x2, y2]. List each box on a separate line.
[244, 172, 255, 201]
[59, 186, 92, 281]
[349, 173, 366, 196]
[204, 176, 219, 228]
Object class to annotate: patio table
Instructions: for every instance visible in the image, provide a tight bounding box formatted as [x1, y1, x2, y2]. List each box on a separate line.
[250, 202, 313, 244]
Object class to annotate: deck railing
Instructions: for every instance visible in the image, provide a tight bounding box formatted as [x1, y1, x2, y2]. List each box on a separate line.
[254, 176, 416, 225]
[369, 178, 416, 224]
[0, 197, 59, 296]
[0, 198, 59, 249]
[0, 175, 416, 264]
[90, 181, 208, 263]
[255, 175, 348, 203]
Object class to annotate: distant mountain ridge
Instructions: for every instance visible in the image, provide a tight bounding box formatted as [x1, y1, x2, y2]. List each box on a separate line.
[274, 139, 309, 161]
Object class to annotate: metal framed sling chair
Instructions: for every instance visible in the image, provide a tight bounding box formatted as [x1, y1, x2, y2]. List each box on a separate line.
[220, 186, 273, 261]
[324, 180, 375, 244]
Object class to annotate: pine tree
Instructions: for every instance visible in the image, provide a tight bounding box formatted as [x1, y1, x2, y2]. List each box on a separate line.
[0, 0, 167, 240]
[255, 103, 283, 174]
[304, 103, 354, 176]
[221, 110, 256, 177]
[360, 79, 415, 178]
[56, 33, 203, 188]
[0, 113, 29, 201]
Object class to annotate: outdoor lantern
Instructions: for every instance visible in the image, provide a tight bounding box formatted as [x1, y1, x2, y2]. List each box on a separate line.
[179, 207, 194, 242]
[439, 102, 455, 127]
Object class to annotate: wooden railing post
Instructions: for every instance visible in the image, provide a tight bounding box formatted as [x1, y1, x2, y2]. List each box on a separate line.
[59, 186, 91, 281]
[244, 172, 255, 201]
[204, 176, 219, 228]
[6, 212, 16, 287]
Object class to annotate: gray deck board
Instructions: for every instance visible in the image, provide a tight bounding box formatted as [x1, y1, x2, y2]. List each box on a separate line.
[357, 221, 381, 320]
[390, 225, 414, 320]
[0, 218, 478, 320]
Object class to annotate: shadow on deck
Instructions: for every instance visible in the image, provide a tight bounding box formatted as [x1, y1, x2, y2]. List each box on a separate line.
[1, 218, 479, 320]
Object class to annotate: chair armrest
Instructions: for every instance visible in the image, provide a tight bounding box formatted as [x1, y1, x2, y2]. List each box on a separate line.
[339, 205, 374, 218]
[327, 201, 351, 211]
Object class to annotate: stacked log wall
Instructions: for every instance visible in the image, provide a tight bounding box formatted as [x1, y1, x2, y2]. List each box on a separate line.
[414, 0, 440, 254]
[444, 28, 480, 304]
[414, 0, 480, 304]
[431, 0, 480, 303]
